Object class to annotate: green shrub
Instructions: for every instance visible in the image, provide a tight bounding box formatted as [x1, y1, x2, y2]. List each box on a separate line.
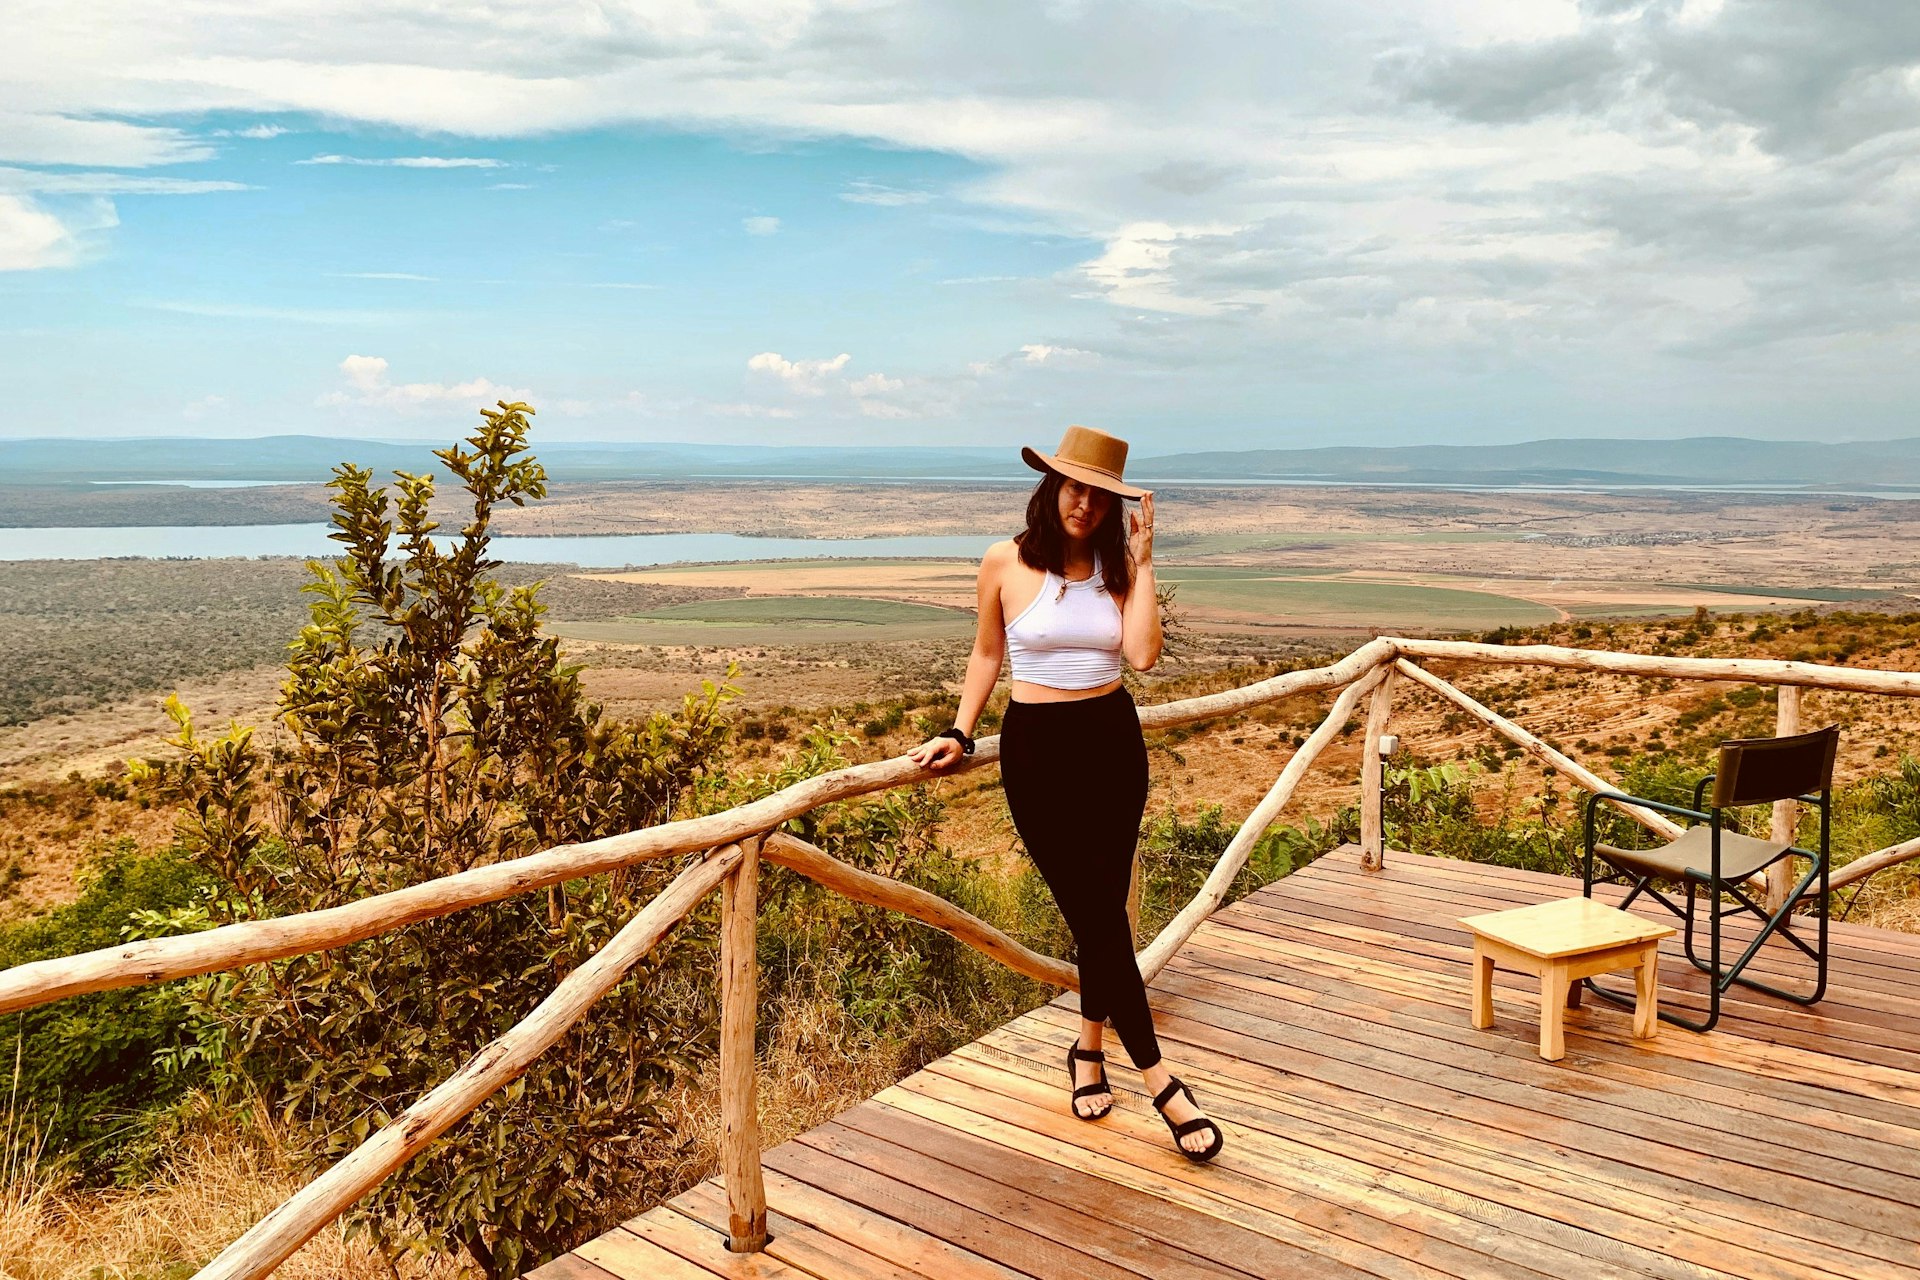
[0, 841, 212, 1175]
[138, 407, 739, 1278]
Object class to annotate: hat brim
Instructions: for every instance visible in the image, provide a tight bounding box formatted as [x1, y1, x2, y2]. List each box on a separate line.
[1021, 445, 1148, 499]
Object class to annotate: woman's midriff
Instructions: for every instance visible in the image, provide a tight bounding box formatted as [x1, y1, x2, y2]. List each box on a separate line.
[1009, 675, 1124, 704]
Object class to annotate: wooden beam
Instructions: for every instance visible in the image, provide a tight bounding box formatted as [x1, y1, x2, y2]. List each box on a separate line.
[1390, 638, 1920, 698]
[190, 844, 745, 1280]
[1134, 637, 1397, 730]
[1359, 666, 1399, 872]
[1829, 835, 1920, 892]
[1137, 660, 1392, 984]
[719, 837, 767, 1253]
[1767, 684, 1803, 915]
[1393, 659, 1686, 843]
[0, 643, 1394, 1017]
[761, 832, 1076, 990]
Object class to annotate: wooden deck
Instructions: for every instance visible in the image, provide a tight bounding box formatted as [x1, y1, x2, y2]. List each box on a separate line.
[534, 846, 1920, 1280]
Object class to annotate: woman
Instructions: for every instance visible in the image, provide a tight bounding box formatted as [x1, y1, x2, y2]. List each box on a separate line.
[906, 424, 1225, 1163]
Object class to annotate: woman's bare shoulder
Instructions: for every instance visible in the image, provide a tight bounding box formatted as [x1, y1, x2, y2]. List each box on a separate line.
[981, 538, 1021, 573]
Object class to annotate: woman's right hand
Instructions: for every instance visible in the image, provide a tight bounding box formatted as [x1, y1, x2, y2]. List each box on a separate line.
[906, 735, 966, 771]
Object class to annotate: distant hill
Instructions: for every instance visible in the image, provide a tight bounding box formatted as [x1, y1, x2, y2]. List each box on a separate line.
[1144, 437, 1920, 488]
[2, 434, 1916, 490]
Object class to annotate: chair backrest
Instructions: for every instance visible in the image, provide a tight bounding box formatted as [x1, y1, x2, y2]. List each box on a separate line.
[1711, 724, 1840, 808]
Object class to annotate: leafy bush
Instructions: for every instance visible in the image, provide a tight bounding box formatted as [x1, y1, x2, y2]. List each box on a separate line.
[136, 406, 740, 1277]
[0, 841, 212, 1175]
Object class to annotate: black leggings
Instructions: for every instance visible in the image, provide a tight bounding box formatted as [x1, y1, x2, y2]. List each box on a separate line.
[1000, 685, 1161, 1071]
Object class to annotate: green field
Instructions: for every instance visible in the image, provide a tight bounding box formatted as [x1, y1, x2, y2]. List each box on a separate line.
[1155, 565, 1343, 581]
[627, 596, 962, 625]
[550, 594, 978, 646]
[621, 557, 977, 576]
[1161, 531, 1519, 557]
[1166, 577, 1558, 631]
[1665, 582, 1887, 603]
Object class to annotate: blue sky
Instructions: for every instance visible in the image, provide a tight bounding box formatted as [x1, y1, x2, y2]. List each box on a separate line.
[5, 1, 1920, 449]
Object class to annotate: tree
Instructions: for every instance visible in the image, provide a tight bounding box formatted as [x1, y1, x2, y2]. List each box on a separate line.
[152, 403, 738, 1276]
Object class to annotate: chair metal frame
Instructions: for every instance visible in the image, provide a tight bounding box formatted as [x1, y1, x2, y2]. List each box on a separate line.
[1580, 725, 1837, 1033]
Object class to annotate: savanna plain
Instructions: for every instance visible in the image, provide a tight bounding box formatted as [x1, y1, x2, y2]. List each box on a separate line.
[3, 475, 1918, 1278]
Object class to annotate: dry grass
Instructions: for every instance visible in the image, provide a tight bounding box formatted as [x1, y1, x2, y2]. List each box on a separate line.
[620, 968, 935, 1225]
[0, 1099, 464, 1280]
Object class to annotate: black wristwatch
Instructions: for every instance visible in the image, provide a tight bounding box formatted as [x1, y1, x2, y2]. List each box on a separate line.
[937, 727, 975, 756]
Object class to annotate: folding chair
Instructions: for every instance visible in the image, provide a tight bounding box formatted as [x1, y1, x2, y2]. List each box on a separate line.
[1581, 723, 1838, 1033]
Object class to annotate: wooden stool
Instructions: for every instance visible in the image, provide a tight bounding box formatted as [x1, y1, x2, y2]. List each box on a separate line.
[1459, 897, 1677, 1061]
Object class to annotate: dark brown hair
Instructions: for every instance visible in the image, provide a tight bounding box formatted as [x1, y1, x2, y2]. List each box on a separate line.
[1013, 469, 1134, 598]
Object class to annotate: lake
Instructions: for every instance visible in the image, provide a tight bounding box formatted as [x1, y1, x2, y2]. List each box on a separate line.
[0, 525, 998, 567]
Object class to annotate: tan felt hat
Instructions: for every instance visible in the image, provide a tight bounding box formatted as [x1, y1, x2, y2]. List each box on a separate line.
[1021, 424, 1147, 499]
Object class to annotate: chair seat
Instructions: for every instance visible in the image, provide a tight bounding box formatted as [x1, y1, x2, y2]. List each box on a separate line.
[1596, 825, 1793, 883]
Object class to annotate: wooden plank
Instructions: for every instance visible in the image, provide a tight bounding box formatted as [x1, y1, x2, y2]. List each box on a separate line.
[1258, 870, 1920, 1012]
[552, 842, 1920, 1280]
[714, 1166, 1033, 1280]
[1274, 875, 1920, 1028]
[1150, 951, 1920, 1180]
[1226, 889, 1920, 1060]
[1139, 952, 1920, 1215]
[916, 1045, 1724, 1280]
[999, 1006, 1918, 1275]
[1175, 930, 1920, 1165]
[672, 1185, 927, 1280]
[1106, 988, 1920, 1245]
[525, 1256, 626, 1280]
[1312, 850, 1920, 970]
[1216, 896, 1920, 1081]
[766, 1133, 1155, 1280]
[867, 1078, 1500, 1280]
[793, 1118, 1300, 1280]
[1199, 910, 1920, 1113]
[1220, 905, 1920, 1091]
[1310, 851, 1920, 984]
[575, 1223, 746, 1279]
[964, 1020, 1875, 1280]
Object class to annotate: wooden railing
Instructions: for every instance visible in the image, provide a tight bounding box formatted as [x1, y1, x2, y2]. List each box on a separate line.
[4, 636, 1919, 1278]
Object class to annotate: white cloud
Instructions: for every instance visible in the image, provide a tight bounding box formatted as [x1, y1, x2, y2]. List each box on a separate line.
[320, 353, 530, 411]
[0, 167, 247, 196]
[0, 112, 209, 167]
[487, 182, 534, 190]
[0, 194, 118, 271]
[1018, 343, 1097, 365]
[742, 351, 924, 418]
[339, 354, 388, 391]
[11, 0, 1920, 419]
[742, 215, 781, 235]
[336, 271, 437, 281]
[747, 350, 852, 394]
[705, 401, 798, 419]
[848, 372, 903, 395]
[840, 181, 933, 206]
[297, 154, 505, 168]
[181, 393, 226, 420]
[0, 195, 79, 270]
[136, 299, 395, 324]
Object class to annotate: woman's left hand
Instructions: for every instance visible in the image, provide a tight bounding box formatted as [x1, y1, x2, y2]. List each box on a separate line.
[1128, 491, 1155, 565]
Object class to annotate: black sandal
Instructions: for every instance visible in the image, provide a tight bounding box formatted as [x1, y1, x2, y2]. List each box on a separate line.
[1065, 1043, 1113, 1120]
[1152, 1075, 1224, 1163]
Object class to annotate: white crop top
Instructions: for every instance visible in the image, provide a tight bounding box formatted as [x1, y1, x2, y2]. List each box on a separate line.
[1004, 548, 1125, 689]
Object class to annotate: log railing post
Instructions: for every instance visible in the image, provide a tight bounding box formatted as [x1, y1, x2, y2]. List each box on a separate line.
[719, 835, 768, 1252]
[1767, 685, 1802, 915]
[1359, 667, 1399, 872]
